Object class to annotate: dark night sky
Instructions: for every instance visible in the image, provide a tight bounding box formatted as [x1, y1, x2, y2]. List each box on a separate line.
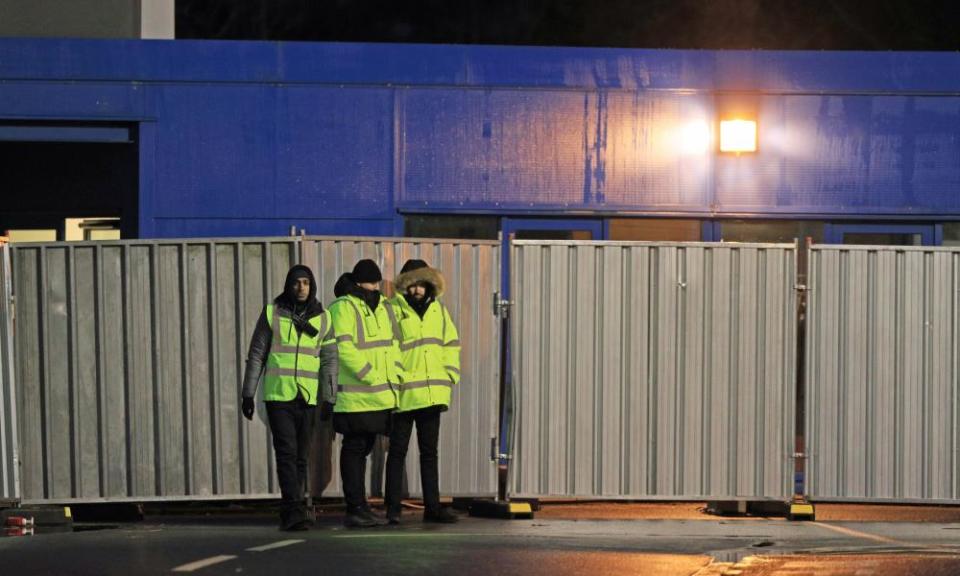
[176, 0, 960, 51]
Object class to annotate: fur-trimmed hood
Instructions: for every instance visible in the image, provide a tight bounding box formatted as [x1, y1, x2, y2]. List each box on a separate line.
[394, 265, 445, 297]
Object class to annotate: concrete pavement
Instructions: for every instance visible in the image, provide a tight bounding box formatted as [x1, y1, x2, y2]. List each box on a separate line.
[1, 504, 960, 575]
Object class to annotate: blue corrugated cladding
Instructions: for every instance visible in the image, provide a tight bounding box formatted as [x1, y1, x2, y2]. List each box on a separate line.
[401, 89, 714, 211]
[1, 39, 960, 238]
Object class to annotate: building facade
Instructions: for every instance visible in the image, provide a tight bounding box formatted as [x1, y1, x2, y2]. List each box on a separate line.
[1, 39, 959, 246]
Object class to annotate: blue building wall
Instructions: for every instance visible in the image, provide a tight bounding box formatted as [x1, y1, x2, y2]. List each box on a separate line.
[1, 39, 960, 238]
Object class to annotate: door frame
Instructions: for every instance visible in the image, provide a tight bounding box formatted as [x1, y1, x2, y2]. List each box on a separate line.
[501, 218, 604, 296]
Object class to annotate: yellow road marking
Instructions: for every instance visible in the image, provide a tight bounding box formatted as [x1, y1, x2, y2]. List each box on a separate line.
[246, 539, 304, 552]
[172, 555, 237, 572]
[814, 523, 907, 546]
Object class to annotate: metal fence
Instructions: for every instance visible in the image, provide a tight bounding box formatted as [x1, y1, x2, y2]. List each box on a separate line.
[0, 243, 19, 501]
[510, 240, 798, 500]
[11, 236, 499, 504]
[807, 245, 960, 503]
[12, 239, 299, 503]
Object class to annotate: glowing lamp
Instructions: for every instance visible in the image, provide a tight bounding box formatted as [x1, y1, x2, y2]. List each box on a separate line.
[719, 119, 757, 153]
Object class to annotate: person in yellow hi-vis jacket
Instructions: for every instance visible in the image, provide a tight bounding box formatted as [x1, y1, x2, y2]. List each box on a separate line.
[241, 264, 337, 531]
[384, 259, 460, 524]
[325, 259, 404, 528]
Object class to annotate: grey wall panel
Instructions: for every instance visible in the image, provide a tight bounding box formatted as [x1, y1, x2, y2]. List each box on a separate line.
[510, 241, 797, 500]
[12, 239, 298, 504]
[807, 246, 960, 502]
[300, 237, 500, 498]
[12, 236, 498, 504]
[0, 244, 18, 501]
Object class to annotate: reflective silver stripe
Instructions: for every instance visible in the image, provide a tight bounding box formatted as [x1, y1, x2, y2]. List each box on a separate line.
[264, 367, 318, 381]
[342, 298, 393, 349]
[444, 366, 460, 375]
[355, 339, 393, 350]
[338, 383, 394, 394]
[270, 304, 282, 342]
[385, 301, 401, 340]
[356, 362, 373, 380]
[346, 298, 367, 343]
[441, 304, 447, 340]
[399, 337, 444, 351]
[336, 334, 353, 343]
[268, 306, 298, 353]
[400, 379, 453, 391]
[444, 339, 460, 347]
[316, 314, 329, 349]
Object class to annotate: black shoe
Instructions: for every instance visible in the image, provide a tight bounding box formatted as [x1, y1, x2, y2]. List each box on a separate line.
[360, 506, 389, 526]
[279, 506, 313, 531]
[386, 510, 401, 525]
[423, 508, 459, 524]
[282, 519, 312, 532]
[343, 511, 378, 528]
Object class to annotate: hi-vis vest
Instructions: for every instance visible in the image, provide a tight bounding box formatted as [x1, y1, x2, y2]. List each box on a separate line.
[388, 296, 461, 413]
[263, 304, 333, 406]
[329, 294, 403, 413]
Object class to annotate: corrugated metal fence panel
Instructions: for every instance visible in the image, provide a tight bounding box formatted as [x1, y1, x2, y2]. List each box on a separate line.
[0, 243, 19, 501]
[12, 239, 298, 503]
[511, 241, 797, 499]
[807, 245, 960, 502]
[301, 237, 500, 497]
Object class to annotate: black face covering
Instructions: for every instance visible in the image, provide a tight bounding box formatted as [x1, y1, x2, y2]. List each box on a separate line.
[334, 272, 382, 312]
[360, 287, 381, 312]
[403, 287, 434, 319]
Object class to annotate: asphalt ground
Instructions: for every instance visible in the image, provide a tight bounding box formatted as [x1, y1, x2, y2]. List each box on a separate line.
[2, 501, 960, 575]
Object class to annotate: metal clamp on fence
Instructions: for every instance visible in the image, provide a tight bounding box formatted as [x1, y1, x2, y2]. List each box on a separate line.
[493, 292, 512, 317]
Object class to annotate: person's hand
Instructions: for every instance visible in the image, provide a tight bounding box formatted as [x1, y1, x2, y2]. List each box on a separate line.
[319, 402, 334, 421]
[241, 397, 255, 421]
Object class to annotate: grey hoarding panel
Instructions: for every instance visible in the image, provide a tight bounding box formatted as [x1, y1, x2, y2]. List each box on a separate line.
[510, 240, 797, 500]
[807, 245, 960, 502]
[301, 237, 500, 498]
[12, 239, 297, 503]
[1, 243, 19, 501]
[12, 237, 499, 504]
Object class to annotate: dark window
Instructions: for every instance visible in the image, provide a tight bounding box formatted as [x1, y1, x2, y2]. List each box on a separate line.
[843, 233, 922, 246]
[608, 219, 701, 241]
[404, 214, 499, 240]
[943, 223, 960, 247]
[720, 220, 825, 244]
[513, 229, 593, 241]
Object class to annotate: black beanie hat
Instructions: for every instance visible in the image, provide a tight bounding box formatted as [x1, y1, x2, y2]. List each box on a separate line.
[400, 259, 429, 274]
[289, 268, 311, 283]
[352, 259, 382, 283]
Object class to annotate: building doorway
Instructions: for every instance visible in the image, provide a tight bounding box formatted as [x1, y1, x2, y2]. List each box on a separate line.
[0, 121, 137, 241]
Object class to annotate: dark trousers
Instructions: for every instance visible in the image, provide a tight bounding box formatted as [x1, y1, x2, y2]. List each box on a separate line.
[385, 407, 442, 514]
[266, 397, 315, 526]
[340, 432, 378, 511]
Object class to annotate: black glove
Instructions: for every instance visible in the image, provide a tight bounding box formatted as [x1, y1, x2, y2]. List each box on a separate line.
[241, 396, 255, 421]
[319, 402, 334, 421]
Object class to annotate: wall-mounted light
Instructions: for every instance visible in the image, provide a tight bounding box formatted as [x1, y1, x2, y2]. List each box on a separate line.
[719, 119, 757, 154]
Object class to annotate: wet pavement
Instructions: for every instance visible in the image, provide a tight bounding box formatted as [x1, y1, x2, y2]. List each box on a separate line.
[0, 503, 959, 575]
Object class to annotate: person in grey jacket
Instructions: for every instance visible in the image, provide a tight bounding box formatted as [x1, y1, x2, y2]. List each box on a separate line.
[241, 264, 338, 530]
